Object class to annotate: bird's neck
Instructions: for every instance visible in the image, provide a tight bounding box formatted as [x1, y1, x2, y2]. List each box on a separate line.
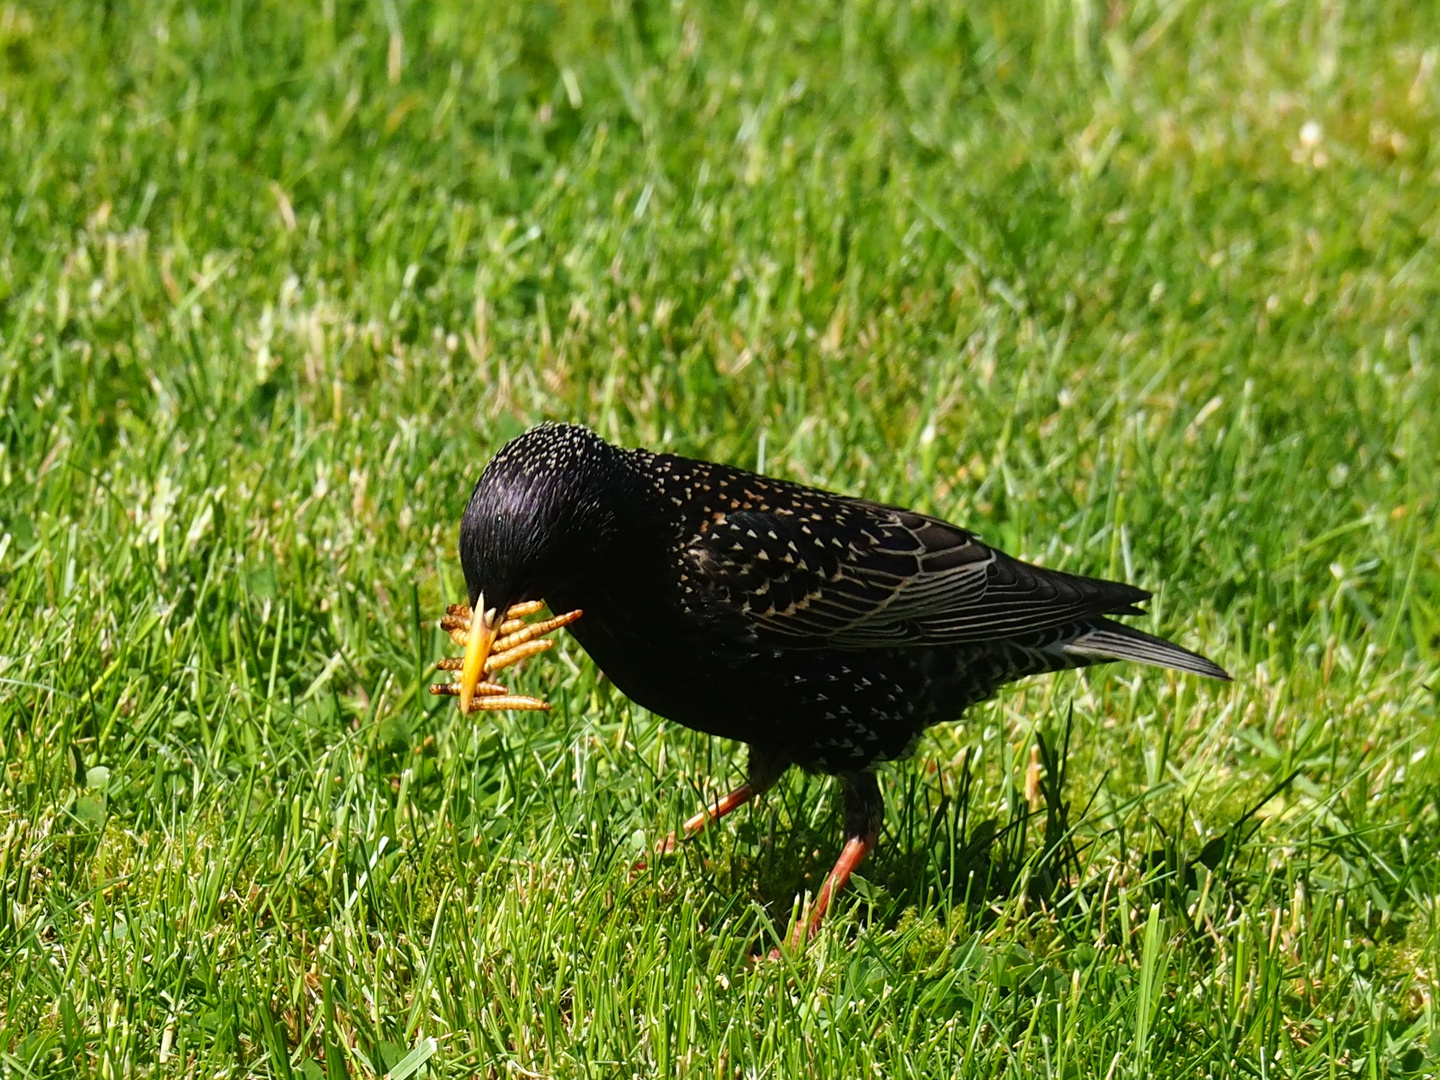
[543, 454, 674, 616]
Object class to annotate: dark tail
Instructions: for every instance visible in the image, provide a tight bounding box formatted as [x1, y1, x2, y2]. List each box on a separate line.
[1063, 618, 1231, 681]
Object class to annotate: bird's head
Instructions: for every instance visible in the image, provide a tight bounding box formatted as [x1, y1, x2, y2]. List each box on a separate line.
[454, 423, 622, 709]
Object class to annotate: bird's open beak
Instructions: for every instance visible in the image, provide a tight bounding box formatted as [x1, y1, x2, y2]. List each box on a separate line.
[457, 598, 499, 714]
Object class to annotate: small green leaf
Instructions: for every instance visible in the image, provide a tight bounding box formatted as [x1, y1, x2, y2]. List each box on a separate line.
[75, 796, 106, 824]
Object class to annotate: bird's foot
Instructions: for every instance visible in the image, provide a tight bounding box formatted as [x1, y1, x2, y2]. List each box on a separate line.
[430, 601, 582, 711]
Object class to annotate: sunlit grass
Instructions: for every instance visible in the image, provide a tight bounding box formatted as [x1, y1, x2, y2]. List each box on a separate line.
[2, 1, 1438, 1076]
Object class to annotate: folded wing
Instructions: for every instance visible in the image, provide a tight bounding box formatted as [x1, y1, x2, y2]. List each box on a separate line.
[683, 502, 1152, 650]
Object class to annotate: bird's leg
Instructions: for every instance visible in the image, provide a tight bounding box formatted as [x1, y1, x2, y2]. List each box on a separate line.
[652, 784, 759, 858]
[788, 772, 883, 948]
[648, 747, 788, 859]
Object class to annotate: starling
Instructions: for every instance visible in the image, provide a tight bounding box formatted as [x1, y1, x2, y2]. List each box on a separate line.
[450, 422, 1229, 944]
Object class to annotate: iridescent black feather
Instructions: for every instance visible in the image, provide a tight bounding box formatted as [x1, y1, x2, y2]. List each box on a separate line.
[458, 422, 1230, 899]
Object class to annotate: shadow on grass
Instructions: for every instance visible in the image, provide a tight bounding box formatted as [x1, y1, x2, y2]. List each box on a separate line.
[663, 709, 1312, 955]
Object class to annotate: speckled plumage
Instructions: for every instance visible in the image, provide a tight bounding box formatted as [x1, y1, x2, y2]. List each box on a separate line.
[458, 422, 1229, 940]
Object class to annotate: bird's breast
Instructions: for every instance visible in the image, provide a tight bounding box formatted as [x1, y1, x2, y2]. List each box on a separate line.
[550, 579, 749, 718]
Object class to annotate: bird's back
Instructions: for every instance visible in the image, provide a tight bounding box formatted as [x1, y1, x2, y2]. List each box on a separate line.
[533, 446, 1226, 773]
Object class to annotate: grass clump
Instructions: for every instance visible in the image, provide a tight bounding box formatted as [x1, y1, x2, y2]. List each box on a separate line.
[2, 1, 1438, 1076]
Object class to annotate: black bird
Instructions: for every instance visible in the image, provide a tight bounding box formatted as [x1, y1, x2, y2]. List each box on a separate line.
[452, 422, 1229, 943]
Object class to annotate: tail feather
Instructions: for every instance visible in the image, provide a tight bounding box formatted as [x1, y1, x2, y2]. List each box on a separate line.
[1063, 618, 1231, 681]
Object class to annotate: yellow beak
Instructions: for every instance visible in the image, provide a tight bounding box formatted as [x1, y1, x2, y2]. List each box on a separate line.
[457, 599, 499, 715]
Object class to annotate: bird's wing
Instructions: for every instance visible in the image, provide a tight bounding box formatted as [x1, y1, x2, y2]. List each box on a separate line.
[682, 505, 1150, 649]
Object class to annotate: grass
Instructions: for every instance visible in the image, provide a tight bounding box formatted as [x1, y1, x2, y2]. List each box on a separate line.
[2, 0, 1439, 1075]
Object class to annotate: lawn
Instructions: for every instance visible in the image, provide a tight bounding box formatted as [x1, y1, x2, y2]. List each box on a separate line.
[2, 0, 1439, 1076]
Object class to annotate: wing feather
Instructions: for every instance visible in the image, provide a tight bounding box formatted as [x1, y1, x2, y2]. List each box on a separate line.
[683, 502, 1150, 649]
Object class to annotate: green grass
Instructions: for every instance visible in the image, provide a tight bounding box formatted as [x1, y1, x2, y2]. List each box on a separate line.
[2, 0, 1439, 1075]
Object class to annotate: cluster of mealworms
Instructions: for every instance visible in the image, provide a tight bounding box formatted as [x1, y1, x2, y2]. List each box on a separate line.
[429, 600, 583, 712]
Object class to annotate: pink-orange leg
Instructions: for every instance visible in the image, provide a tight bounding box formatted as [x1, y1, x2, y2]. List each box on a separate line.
[632, 783, 759, 874]
[655, 782, 759, 856]
[638, 749, 789, 874]
[788, 829, 878, 948]
[770, 771, 883, 953]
